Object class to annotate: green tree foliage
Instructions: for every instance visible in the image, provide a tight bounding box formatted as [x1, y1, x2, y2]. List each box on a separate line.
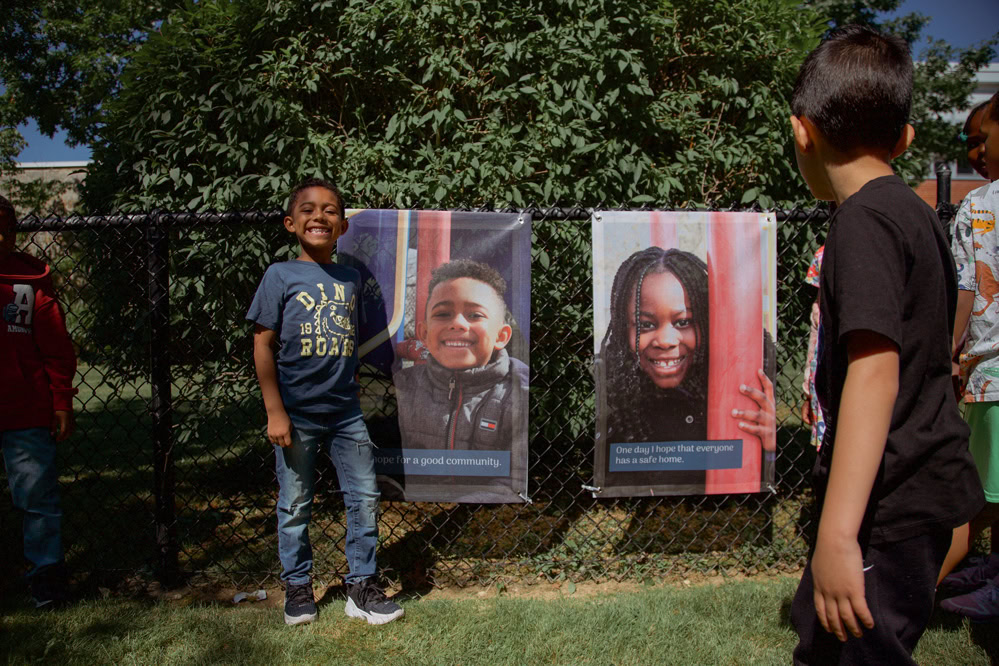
[0, 0, 172, 211]
[83, 0, 825, 212]
[0, 0, 172, 148]
[75, 0, 831, 447]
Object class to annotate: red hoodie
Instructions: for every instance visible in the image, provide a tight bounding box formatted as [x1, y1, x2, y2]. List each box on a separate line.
[1, 252, 77, 431]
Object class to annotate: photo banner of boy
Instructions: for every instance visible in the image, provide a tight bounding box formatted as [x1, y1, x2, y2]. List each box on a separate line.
[590, 211, 777, 498]
[337, 210, 531, 503]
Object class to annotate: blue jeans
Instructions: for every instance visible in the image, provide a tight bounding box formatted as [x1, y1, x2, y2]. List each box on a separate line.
[2, 427, 63, 576]
[275, 410, 380, 585]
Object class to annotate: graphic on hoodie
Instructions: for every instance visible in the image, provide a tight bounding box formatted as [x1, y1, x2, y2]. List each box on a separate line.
[337, 210, 531, 504]
[5, 283, 34, 331]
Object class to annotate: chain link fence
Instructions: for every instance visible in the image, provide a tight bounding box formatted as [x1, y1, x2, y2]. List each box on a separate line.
[1, 185, 959, 590]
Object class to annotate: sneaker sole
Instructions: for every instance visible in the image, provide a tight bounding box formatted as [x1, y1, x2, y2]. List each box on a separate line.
[284, 611, 317, 626]
[344, 597, 405, 625]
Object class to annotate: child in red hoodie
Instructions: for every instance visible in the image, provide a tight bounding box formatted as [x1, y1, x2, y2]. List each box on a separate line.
[0, 194, 77, 607]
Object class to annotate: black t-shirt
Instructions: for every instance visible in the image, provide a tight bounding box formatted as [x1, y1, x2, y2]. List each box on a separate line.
[815, 175, 983, 544]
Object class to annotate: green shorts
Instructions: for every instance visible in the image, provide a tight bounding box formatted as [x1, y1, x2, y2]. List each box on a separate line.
[965, 401, 999, 503]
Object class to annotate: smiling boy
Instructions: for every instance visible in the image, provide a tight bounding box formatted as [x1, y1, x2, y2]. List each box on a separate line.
[247, 178, 403, 627]
[394, 259, 528, 453]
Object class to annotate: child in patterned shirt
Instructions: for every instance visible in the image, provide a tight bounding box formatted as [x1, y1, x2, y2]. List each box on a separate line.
[938, 93, 999, 621]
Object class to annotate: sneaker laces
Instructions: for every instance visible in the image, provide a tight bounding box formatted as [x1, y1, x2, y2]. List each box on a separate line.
[287, 583, 314, 606]
[354, 579, 388, 606]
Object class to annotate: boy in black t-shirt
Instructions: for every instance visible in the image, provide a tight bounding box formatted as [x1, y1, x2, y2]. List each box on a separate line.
[787, 26, 983, 664]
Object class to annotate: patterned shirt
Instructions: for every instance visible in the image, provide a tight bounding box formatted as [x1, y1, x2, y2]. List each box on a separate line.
[952, 181, 999, 402]
[802, 246, 826, 449]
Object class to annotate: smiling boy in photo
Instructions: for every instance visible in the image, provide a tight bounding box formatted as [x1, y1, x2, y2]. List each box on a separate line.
[393, 259, 528, 452]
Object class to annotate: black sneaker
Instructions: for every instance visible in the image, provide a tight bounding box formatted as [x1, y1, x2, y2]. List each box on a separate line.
[345, 578, 404, 625]
[30, 562, 69, 609]
[284, 581, 317, 625]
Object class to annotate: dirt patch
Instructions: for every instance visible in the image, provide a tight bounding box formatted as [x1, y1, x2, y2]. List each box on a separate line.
[151, 569, 802, 608]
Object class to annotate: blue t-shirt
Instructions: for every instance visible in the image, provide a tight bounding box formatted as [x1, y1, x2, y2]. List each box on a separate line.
[246, 260, 361, 415]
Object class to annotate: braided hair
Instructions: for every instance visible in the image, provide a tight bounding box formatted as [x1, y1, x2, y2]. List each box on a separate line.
[600, 247, 709, 442]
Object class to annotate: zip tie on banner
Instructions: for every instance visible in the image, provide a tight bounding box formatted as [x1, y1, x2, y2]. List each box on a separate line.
[765, 483, 778, 495]
[517, 214, 525, 225]
[581, 484, 602, 497]
[518, 492, 533, 504]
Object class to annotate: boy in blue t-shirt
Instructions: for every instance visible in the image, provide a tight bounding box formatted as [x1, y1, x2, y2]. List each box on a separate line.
[247, 178, 403, 626]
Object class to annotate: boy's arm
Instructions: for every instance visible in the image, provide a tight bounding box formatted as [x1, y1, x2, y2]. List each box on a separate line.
[953, 289, 974, 356]
[34, 279, 77, 441]
[810, 329, 899, 642]
[253, 324, 292, 447]
[950, 194, 977, 358]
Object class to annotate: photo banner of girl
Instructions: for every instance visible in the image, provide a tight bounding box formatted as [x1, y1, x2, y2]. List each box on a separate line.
[591, 211, 777, 497]
[337, 210, 531, 504]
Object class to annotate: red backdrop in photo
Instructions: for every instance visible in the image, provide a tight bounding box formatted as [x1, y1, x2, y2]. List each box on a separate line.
[706, 213, 762, 494]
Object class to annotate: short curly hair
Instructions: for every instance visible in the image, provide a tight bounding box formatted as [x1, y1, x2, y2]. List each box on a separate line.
[988, 92, 999, 123]
[426, 259, 508, 319]
[961, 100, 990, 140]
[285, 177, 345, 217]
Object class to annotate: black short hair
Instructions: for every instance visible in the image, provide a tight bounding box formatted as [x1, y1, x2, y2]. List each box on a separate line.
[600, 247, 709, 441]
[988, 92, 999, 123]
[286, 177, 345, 217]
[961, 100, 990, 139]
[791, 24, 912, 154]
[0, 194, 16, 228]
[426, 259, 508, 318]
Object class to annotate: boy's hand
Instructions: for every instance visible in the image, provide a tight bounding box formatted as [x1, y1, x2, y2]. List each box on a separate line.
[810, 533, 874, 642]
[51, 410, 74, 442]
[800, 398, 814, 426]
[951, 360, 964, 402]
[267, 411, 293, 448]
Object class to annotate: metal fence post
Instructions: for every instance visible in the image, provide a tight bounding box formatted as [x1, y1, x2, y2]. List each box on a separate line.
[935, 162, 953, 224]
[146, 211, 178, 584]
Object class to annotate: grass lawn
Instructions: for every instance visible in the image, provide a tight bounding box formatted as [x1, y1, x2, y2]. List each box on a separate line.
[1, 577, 995, 665]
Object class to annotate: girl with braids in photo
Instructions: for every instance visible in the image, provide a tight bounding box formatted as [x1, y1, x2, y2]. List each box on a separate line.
[597, 247, 776, 494]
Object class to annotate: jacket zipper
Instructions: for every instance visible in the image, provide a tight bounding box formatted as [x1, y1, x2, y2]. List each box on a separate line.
[446, 376, 462, 450]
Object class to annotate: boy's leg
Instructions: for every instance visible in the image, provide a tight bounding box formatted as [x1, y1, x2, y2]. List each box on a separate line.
[326, 411, 379, 583]
[274, 427, 320, 586]
[1, 427, 64, 575]
[791, 528, 950, 665]
[328, 411, 403, 624]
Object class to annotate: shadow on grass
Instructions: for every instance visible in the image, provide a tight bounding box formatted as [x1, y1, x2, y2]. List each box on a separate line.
[0, 599, 299, 664]
[927, 601, 999, 664]
[969, 622, 999, 665]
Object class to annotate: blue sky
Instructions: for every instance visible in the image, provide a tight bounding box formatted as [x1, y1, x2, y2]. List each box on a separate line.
[13, 0, 999, 163]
